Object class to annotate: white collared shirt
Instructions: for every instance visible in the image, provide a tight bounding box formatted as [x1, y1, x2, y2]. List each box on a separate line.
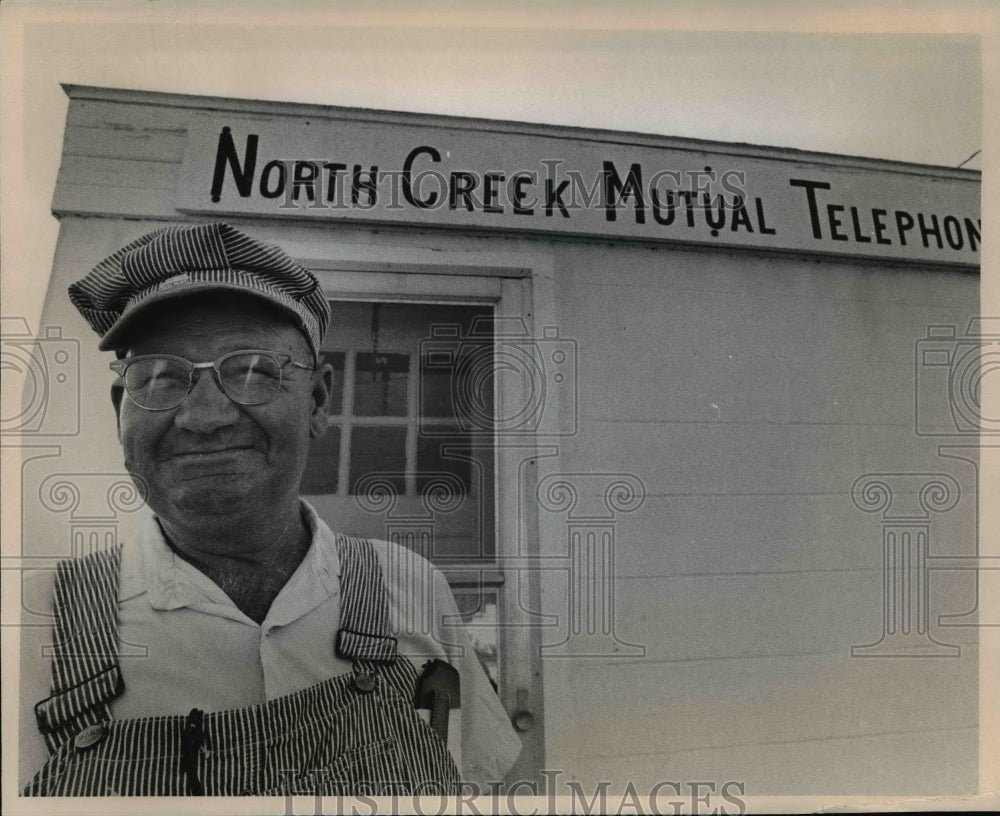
[19, 502, 522, 789]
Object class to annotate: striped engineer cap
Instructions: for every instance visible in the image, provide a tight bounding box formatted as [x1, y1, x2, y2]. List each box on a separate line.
[68, 223, 330, 359]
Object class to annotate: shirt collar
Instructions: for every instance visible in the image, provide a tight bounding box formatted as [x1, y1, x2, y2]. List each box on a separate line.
[120, 500, 342, 627]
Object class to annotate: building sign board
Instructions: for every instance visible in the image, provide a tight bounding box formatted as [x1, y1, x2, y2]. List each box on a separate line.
[176, 116, 980, 266]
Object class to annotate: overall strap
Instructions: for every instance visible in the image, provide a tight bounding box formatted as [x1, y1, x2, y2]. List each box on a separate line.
[333, 535, 399, 663]
[332, 535, 462, 750]
[34, 545, 125, 754]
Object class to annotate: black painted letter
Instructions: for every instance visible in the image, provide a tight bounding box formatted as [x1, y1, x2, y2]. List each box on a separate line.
[210, 127, 258, 202]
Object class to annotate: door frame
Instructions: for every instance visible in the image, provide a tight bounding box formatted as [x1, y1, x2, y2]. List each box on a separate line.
[296, 241, 557, 784]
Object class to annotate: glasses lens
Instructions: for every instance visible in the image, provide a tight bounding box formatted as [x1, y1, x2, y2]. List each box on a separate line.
[218, 352, 282, 405]
[123, 358, 191, 410]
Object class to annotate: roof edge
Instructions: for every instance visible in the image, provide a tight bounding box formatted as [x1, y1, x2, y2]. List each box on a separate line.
[60, 83, 981, 181]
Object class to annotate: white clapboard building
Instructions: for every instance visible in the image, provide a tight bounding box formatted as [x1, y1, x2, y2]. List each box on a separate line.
[20, 85, 981, 796]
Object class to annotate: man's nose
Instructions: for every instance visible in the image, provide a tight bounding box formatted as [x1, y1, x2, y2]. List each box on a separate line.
[173, 368, 240, 433]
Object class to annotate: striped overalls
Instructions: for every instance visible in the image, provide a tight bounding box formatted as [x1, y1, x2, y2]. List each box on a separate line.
[24, 535, 461, 796]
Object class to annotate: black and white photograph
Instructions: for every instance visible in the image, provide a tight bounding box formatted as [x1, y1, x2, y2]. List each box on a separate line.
[1, 1, 996, 812]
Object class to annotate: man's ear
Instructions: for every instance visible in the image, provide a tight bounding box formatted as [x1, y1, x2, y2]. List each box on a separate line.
[110, 382, 125, 442]
[308, 363, 334, 439]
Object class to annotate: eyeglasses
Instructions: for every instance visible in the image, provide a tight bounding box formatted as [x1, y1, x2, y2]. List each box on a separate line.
[110, 350, 316, 411]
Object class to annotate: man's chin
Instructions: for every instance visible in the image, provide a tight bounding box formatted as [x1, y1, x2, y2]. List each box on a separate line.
[163, 485, 258, 520]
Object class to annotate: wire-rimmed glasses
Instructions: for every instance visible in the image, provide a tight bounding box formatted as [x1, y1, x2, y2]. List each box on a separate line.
[110, 349, 315, 411]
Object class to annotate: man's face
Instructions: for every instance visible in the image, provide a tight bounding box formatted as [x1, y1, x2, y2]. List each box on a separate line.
[114, 294, 331, 542]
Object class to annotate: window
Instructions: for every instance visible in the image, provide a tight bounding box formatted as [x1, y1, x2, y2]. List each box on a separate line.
[302, 301, 497, 564]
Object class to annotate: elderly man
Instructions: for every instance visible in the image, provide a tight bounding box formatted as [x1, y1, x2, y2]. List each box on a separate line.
[19, 223, 521, 796]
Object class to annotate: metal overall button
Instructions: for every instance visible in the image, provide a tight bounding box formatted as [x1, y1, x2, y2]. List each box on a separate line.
[353, 672, 377, 693]
[74, 722, 107, 751]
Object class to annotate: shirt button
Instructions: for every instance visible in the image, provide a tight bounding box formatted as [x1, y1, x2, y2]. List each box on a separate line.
[75, 723, 107, 750]
[353, 672, 376, 693]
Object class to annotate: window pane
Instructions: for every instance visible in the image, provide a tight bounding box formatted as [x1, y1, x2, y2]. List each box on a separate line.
[349, 425, 407, 494]
[414, 430, 495, 560]
[320, 352, 345, 416]
[420, 352, 456, 419]
[301, 426, 341, 494]
[416, 431, 475, 495]
[318, 300, 496, 565]
[420, 342, 494, 429]
[354, 352, 409, 416]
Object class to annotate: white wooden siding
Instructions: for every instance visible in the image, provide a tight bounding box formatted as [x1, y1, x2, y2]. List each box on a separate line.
[539, 242, 977, 794]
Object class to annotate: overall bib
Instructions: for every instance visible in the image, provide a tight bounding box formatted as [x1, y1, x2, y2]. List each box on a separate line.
[24, 535, 461, 796]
